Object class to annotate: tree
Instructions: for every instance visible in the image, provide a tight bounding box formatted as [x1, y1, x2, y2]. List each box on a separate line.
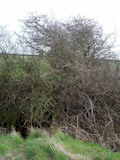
[0, 26, 17, 54]
[64, 16, 112, 59]
[21, 14, 113, 60]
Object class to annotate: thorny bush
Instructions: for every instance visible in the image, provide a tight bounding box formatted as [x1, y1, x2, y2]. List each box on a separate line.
[0, 15, 120, 151]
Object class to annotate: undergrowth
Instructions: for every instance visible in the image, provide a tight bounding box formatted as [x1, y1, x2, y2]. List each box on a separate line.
[0, 54, 120, 151]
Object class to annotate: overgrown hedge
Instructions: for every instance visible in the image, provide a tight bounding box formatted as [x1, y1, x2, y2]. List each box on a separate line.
[0, 53, 120, 151]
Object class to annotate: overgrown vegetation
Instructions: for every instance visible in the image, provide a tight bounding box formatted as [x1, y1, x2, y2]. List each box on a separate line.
[0, 14, 120, 153]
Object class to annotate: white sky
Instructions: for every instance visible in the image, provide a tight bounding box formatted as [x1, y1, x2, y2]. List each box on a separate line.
[0, 0, 120, 56]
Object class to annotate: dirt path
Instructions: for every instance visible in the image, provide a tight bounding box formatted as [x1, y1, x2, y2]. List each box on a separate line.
[54, 143, 90, 160]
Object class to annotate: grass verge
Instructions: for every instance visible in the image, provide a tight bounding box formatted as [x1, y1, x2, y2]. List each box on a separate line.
[0, 129, 120, 160]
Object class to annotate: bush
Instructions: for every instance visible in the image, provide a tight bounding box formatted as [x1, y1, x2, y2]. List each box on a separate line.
[0, 14, 120, 151]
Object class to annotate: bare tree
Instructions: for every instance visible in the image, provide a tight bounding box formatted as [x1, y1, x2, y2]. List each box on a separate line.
[65, 16, 112, 59]
[0, 26, 17, 54]
[21, 14, 113, 60]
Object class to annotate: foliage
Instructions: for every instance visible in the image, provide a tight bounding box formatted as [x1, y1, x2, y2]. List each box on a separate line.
[0, 54, 54, 137]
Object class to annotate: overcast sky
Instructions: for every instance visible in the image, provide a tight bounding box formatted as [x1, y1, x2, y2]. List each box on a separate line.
[0, 0, 120, 57]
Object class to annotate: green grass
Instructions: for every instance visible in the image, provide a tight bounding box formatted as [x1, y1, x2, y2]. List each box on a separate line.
[0, 129, 120, 160]
[0, 132, 24, 159]
[54, 131, 120, 160]
[0, 129, 67, 160]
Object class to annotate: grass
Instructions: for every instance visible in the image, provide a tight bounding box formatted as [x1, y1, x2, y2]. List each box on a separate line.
[0, 129, 67, 160]
[0, 129, 120, 160]
[54, 131, 120, 160]
[0, 132, 25, 159]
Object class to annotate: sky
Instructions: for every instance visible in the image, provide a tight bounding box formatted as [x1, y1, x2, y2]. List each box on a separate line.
[0, 0, 120, 57]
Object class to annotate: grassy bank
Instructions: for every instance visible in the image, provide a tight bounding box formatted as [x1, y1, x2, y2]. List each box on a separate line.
[0, 129, 120, 160]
